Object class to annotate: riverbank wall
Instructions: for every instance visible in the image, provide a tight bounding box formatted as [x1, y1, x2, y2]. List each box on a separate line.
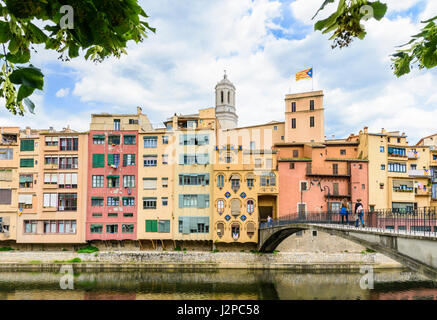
[0, 251, 403, 272]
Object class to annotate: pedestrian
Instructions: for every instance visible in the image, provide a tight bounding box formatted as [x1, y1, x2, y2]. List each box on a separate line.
[267, 215, 273, 227]
[340, 198, 349, 225]
[354, 199, 365, 228]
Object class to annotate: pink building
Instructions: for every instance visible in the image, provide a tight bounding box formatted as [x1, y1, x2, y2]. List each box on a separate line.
[276, 141, 369, 217]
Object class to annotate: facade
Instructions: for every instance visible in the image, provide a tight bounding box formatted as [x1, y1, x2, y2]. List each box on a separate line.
[0, 127, 20, 242]
[351, 128, 432, 211]
[16, 127, 88, 244]
[86, 108, 152, 241]
[416, 133, 437, 207]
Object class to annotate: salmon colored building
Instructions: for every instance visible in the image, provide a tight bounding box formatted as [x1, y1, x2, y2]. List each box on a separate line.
[86, 108, 152, 241]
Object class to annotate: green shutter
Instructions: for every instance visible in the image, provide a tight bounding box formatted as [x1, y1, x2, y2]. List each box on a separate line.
[179, 194, 184, 208]
[20, 158, 34, 167]
[92, 154, 104, 168]
[182, 217, 190, 234]
[132, 154, 135, 165]
[123, 154, 127, 167]
[108, 154, 114, 166]
[151, 220, 158, 233]
[146, 220, 152, 232]
[93, 135, 105, 139]
[20, 140, 34, 151]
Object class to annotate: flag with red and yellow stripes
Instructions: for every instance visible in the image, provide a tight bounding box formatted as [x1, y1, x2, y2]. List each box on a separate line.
[296, 67, 313, 81]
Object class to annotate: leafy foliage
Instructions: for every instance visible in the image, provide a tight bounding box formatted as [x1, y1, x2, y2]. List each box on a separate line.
[0, 0, 155, 115]
[313, 0, 436, 76]
[392, 16, 437, 77]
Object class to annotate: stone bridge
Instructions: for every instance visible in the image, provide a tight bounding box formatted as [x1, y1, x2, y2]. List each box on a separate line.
[259, 223, 437, 280]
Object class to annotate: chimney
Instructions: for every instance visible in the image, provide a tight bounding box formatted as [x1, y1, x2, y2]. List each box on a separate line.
[49, 127, 54, 132]
[381, 128, 387, 134]
[137, 106, 142, 115]
[363, 127, 368, 134]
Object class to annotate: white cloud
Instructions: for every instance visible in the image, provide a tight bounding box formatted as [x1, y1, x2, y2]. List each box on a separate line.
[55, 88, 70, 98]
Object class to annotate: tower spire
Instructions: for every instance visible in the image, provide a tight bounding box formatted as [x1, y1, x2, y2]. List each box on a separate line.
[215, 72, 238, 130]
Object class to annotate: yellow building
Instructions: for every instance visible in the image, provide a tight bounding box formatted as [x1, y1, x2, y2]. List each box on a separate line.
[16, 127, 89, 244]
[416, 133, 437, 207]
[0, 127, 20, 242]
[351, 127, 432, 211]
[138, 128, 175, 249]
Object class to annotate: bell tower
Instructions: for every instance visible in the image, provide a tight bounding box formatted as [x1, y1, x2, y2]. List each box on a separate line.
[215, 71, 238, 130]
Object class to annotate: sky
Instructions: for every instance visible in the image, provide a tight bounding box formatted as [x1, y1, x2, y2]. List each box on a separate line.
[0, 0, 436, 144]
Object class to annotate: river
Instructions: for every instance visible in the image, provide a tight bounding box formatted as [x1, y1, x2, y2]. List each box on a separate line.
[0, 268, 436, 300]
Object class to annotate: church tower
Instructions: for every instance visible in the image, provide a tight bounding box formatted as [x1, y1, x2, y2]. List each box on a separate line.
[215, 72, 238, 130]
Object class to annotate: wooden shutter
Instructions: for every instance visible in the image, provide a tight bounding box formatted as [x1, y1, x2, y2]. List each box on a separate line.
[92, 154, 104, 168]
[108, 154, 114, 166]
[231, 199, 241, 216]
[0, 189, 12, 204]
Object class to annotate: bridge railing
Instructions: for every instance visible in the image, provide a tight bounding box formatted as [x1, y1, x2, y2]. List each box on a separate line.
[261, 207, 437, 237]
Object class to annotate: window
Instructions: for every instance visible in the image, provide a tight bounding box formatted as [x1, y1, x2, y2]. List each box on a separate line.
[44, 194, 58, 208]
[58, 173, 77, 189]
[250, 141, 256, 150]
[291, 118, 296, 129]
[260, 172, 276, 187]
[113, 119, 121, 131]
[123, 213, 133, 217]
[230, 174, 240, 192]
[310, 100, 314, 110]
[107, 175, 120, 188]
[108, 212, 118, 217]
[108, 135, 120, 145]
[162, 136, 169, 144]
[274, 125, 278, 131]
[380, 146, 385, 153]
[123, 154, 135, 167]
[225, 153, 233, 164]
[340, 149, 346, 155]
[106, 224, 118, 234]
[381, 164, 386, 170]
[293, 150, 299, 158]
[217, 200, 225, 214]
[93, 135, 105, 144]
[122, 197, 135, 206]
[129, 119, 138, 125]
[144, 155, 157, 167]
[217, 174, 224, 188]
[58, 193, 77, 211]
[0, 189, 12, 205]
[45, 156, 58, 165]
[178, 217, 209, 234]
[266, 158, 273, 169]
[20, 158, 34, 167]
[300, 181, 308, 191]
[290, 163, 295, 169]
[91, 197, 104, 207]
[59, 137, 78, 151]
[92, 175, 104, 188]
[90, 224, 103, 233]
[388, 163, 407, 173]
[59, 156, 78, 169]
[291, 102, 296, 112]
[312, 231, 318, 237]
[180, 154, 209, 165]
[18, 194, 33, 209]
[123, 135, 136, 145]
[45, 136, 59, 146]
[310, 116, 315, 127]
[410, 164, 417, 170]
[107, 197, 119, 206]
[162, 154, 169, 165]
[24, 220, 37, 234]
[92, 213, 102, 218]
[180, 134, 209, 146]
[179, 194, 209, 209]
[388, 147, 406, 157]
[108, 154, 120, 167]
[20, 140, 34, 151]
[143, 178, 157, 190]
[123, 175, 135, 188]
[143, 197, 157, 209]
[217, 222, 224, 237]
[333, 183, 339, 195]
[162, 197, 168, 206]
[255, 159, 262, 168]
[122, 224, 134, 234]
[0, 149, 13, 160]
[162, 178, 168, 188]
[144, 136, 158, 148]
[247, 176, 254, 188]
[158, 220, 170, 233]
[146, 220, 158, 233]
[247, 200, 254, 214]
[20, 174, 33, 188]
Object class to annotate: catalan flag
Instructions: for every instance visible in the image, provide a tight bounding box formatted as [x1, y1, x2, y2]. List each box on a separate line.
[296, 67, 313, 81]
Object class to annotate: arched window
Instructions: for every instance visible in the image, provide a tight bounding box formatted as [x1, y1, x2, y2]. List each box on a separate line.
[230, 174, 240, 192]
[217, 199, 225, 214]
[269, 172, 276, 186]
[231, 199, 241, 216]
[221, 91, 224, 103]
[247, 200, 254, 214]
[217, 222, 224, 238]
[217, 174, 224, 188]
[228, 91, 230, 103]
[246, 173, 255, 189]
[231, 223, 240, 241]
[246, 222, 255, 238]
[225, 153, 232, 164]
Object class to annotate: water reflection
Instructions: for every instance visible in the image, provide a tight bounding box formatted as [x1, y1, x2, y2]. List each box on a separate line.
[0, 269, 435, 300]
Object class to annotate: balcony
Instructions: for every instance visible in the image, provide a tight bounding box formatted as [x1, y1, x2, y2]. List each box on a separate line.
[408, 169, 431, 178]
[415, 189, 431, 196]
[407, 151, 419, 159]
[306, 165, 351, 177]
[326, 193, 351, 199]
[44, 164, 59, 170]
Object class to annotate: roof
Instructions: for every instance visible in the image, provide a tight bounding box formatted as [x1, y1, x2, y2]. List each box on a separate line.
[225, 121, 284, 131]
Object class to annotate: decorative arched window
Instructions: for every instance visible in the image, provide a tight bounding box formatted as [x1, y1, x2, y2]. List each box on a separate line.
[217, 222, 224, 238]
[231, 199, 241, 216]
[225, 153, 232, 164]
[269, 172, 276, 186]
[217, 174, 224, 188]
[217, 199, 225, 214]
[231, 223, 240, 241]
[246, 173, 255, 189]
[247, 200, 254, 214]
[230, 174, 240, 192]
[221, 91, 224, 103]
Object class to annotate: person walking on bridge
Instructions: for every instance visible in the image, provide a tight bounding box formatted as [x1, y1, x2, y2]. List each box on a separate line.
[354, 199, 365, 228]
[340, 198, 349, 225]
[267, 215, 273, 228]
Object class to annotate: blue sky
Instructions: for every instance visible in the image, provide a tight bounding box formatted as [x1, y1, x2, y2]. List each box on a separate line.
[0, 0, 436, 144]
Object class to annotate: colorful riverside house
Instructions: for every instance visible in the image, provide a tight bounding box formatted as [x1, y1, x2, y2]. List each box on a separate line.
[137, 127, 175, 249]
[86, 107, 152, 243]
[349, 127, 432, 212]
[15, 126, 88, 245]
[416, 133, 437, 208]
[166, 108, 216, 247]
[0, 127, 20, 242]
[275, 90, 369, 217]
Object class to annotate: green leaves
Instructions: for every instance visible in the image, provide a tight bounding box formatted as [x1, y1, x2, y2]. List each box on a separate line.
[370, 2, 387, 21]
[9, 66, 44, 90]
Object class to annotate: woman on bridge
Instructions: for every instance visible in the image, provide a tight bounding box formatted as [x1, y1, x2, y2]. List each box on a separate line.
[340, 198, 349, 225]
